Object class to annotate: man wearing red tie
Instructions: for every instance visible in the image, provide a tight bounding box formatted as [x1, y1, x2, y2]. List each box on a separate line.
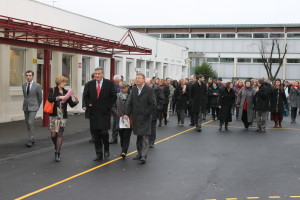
[83, 68, 117, 161]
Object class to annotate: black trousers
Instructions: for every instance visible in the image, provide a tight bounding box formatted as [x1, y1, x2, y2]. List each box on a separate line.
[150, 119, 157, 145]
[89, 121, 95, 139]
[241, 110, 249, 128]
[188, 103, 195, 124]
[291, 107, 298, 121]
[211, 107, 219, 119]
[93, 129, 109, 157]
[119, 129, 132, 154]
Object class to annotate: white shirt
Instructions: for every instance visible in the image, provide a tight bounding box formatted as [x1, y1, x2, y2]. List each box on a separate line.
[137, 83, 145, 95]
[96, 79, 103, 89]
[27, 80, 33, 91]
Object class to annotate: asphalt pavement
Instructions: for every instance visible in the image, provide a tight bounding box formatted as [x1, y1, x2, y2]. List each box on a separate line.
[1, 113, 300, 200]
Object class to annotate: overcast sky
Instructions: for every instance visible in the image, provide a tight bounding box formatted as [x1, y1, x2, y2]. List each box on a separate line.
[38, 0, 300, 26]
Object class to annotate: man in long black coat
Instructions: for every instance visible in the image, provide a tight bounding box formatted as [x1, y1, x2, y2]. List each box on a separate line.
[254, 79, 270, 133]
[187, 75, 196, 126]
[124, 73, 156, 164]
[190, 75, 207, 132]
[83, 68, 117, 161]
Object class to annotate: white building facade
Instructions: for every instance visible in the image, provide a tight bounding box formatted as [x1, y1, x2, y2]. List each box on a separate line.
[0, 0, 188, 123]
[126, 24, 300, 81]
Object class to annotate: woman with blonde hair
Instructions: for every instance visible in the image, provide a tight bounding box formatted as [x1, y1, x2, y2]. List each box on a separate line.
[48, 76, 79, 162]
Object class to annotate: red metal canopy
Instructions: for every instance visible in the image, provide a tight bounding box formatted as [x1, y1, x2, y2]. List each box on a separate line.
[0, 15, 152, 56]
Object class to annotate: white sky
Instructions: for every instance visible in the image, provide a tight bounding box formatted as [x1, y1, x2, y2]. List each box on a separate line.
[38, 0, 300, 26]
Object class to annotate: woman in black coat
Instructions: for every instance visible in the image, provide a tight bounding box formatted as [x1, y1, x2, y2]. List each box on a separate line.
[173, 79, 189, 126]
[208, 82, 220, 121]
[48, 76, 79, 162]
[270, 79, 287, 128]
[218, 82, 235, 131]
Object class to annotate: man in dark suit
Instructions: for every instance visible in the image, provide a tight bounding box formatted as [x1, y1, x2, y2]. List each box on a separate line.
[124, 73, 156, 164]
[22, 70, 42, 147]
[190, 74, 207, 132]
[187, 75, 196, 126]
[82, 73, 95, 143]
[83, 68, 117, 161]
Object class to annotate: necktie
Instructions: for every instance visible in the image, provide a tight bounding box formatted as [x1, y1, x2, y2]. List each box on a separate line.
[27, 82, 30, 95]
[97, 81, 101, 98]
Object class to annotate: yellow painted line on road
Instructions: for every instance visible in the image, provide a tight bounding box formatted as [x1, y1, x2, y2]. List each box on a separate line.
[290, 196, 300, 198]
[269, 196, 281, 199]
[226, 198, 238, 200]
[247, 197, 260, 199]
[14, 120, 213, 200]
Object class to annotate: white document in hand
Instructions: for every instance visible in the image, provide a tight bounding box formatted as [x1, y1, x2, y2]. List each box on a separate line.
[119, 117, 130, 129]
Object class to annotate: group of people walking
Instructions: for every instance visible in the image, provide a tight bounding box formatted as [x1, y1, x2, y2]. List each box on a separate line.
[22, 69, 300, 164]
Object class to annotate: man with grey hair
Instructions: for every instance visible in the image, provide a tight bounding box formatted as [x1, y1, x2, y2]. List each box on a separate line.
[110, 74, 122, 144]
[124, 73, 156, 164]
[145, 78, 165, 148]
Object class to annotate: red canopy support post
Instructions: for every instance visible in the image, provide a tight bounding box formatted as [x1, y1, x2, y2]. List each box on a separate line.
[43, 49, 51, 127]
[110, 57, 115, 80]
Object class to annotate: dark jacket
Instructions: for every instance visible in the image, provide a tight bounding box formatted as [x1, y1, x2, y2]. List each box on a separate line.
[82, 82, 90, 119]
[218, 88, 235, 122]
[173, 85, 190, 111]
[190, 81, 207, 113]
[83, 79, 117, 130]
[125, 84, 157, 136]
[254, 84, 270, 112]
[48, 87, 78, 119]
[208, 87, 220, 108]
[152, 84, 165, 120]
[162, 85, 170, 113]
[269, 87, 287, 113]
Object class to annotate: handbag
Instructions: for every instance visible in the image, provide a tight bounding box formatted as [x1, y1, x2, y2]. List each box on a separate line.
[44, 88, 54, 114]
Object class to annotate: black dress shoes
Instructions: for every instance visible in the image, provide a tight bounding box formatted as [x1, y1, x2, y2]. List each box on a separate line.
[26, 140, 35, 148]
[109, 140, 118, 144]
[140, 157, 146, 164]
[93, 156, 103, 161]
[133, 155, 141, 160]
[121, 153, 126, 158]
[149, 144, 154, 148]
[104, 152, 110, 159]
[189, 123, 195, 126]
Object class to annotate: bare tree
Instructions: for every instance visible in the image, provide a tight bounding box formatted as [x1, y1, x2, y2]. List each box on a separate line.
[258, 39, 287, 83]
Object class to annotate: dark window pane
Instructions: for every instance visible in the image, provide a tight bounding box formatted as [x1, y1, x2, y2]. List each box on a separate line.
[176, 34, 189, 38]
[207, 58, 219, 62]
[238, 58, 252, 63]
[220, 58, 234, 63]
[206, 33, 220, 38]
[191, 34, 205, 38]
[161, 34, 175, 38]
[287, 33, 300, 38]
[270, 33, 285, 38]
[221, 33, 236, 38]
[253, 33, 268, 38]
[287, 59, 300, 63]
[238, 33, 252, 38]
[253, 58, 267, 63]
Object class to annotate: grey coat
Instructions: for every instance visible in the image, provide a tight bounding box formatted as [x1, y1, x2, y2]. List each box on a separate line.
[22, 82, 43, 112]
[125, 85, 156, 136]
[112, 93, 131, 129]
[237, 87, 257, 122]
[289, 87, 300, 108]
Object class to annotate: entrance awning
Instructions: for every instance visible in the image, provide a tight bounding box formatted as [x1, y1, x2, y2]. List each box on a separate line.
[0, 15, 152, 56]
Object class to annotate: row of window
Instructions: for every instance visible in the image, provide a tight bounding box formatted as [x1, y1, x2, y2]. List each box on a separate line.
[148, 33, 300, 39]
[9, 48, 107, 87]
[199, 57, 300, 63]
